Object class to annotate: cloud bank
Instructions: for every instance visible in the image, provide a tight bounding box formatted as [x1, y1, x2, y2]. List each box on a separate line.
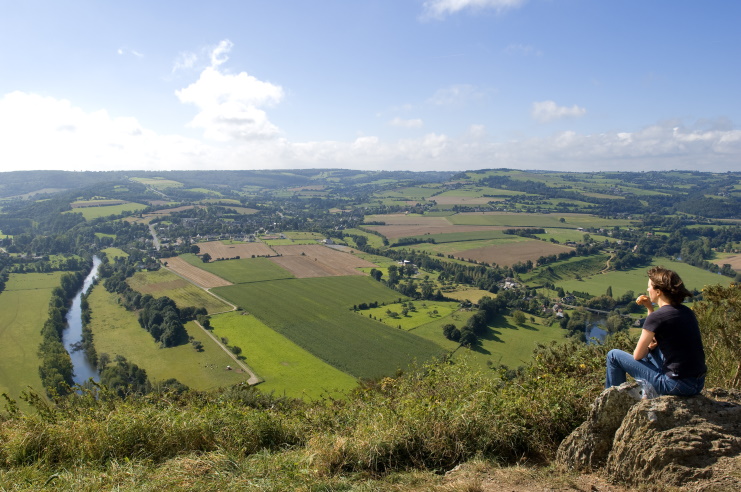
[1, 88, 738, 173]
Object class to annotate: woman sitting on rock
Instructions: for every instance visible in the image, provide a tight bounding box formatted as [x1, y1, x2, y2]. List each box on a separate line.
[605, 266, 706, 396]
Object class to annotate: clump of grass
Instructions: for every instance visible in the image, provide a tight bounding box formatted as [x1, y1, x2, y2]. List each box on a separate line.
[0, 385, 305, 468]
[304, 336, 621, 475]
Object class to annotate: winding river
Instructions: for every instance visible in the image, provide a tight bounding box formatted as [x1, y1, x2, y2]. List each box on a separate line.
[62, 256, 102, 385]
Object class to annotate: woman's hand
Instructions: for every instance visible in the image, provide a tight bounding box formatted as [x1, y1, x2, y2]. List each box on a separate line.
[636, 294, 654, 313]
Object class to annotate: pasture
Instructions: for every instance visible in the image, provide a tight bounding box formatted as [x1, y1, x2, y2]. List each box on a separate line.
[553, 258, 734, 299]
[101, 247, 128, 259]
[65, 202, 148, 220]
[180, 254, 293, 284]
[213, 277, 446, 380]
[0, 272, 67, 403]
[87, 287, 246, 390]
[127, 268, 233, 314]
[209, 311, 358, 399]
[364, 300, 461, 330]
[129, 177, 184, 189]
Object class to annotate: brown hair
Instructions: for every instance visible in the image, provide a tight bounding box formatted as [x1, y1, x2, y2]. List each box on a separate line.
[647, 266, 693, 306]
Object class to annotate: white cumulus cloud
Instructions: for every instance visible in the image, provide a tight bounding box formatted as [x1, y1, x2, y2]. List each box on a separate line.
[422, 0, 527, 20]
[175, 40, 284, 141]
[389, 117, 424, 128]
[532, 100, 587, 123]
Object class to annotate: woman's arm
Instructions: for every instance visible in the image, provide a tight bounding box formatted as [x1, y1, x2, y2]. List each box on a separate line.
[633, 329, 655, 360]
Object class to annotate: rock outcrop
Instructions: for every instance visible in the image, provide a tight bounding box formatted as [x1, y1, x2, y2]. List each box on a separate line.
[556, 384, 741, 488]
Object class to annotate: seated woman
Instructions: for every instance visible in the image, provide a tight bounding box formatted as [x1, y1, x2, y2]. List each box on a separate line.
[605, 266, 706, 396]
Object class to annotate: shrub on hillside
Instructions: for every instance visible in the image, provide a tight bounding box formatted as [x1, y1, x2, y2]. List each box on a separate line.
[694, 283, 741, 389]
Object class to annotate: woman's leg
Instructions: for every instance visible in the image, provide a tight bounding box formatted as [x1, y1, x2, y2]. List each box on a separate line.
[605, 349, 663, 389]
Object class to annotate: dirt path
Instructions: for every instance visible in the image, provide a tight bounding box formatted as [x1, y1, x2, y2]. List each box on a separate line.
[194, 320, 262, 386]
[161, 262, 261, 385]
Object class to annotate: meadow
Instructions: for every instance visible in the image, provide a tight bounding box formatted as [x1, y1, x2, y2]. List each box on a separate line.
[209, 311, 358, 399]
[100, 247, 128, 259]
[64, 202, 148, 220]
[364, 300, 461, 330]
[88, 287, 246, 390]
[179, 254, 294, 284]
[129, 177, 184, 189]
[0, 272, 67, 403]
[213, 277, 446, 380]
[553, 258, 734, 300]
[126, 268, 233, 314]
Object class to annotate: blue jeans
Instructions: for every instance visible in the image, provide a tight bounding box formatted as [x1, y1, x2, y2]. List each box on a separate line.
[605, 348, 705, 396]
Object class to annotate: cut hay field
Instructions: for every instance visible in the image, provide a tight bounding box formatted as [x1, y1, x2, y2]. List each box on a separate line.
[88, 287, 245, 389]
[365, 221, 506, 240]
[449, 212, 634, 229]
[180, 254, 294, 284]
[433, 195, 495, 205]
[163, 256, 233, 288]
[396, 236, 527, 256]
[213, 277, 446, 380]
[127, 268, 233, 314]
[209, 311, 358, 399]
[196, 240, 275, 259]
[269, 244, 377, 278]
[0, 272, 67, 402]
[554, 258, 734, 299]
[451, 239, 574, 267]
[713, 252, 741, 271]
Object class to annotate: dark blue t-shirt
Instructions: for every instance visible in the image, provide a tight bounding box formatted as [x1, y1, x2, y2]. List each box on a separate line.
[643, 304, 707, 379]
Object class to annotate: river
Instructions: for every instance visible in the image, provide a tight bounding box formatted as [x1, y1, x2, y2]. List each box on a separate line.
[62, 256, 102, 385]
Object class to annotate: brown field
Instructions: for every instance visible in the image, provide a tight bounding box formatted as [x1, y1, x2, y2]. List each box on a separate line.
[363, 214, 507, 239]
[713, 254, 741, 271]
[451, 240, 573, 266]
[367, 224, 507, 239]
[197, 241, 275, 259]
[268, 244, 377, 278]
[433, 196, 499, 205]
[366, 214, 453, 226]
[163, 256, 233, 288]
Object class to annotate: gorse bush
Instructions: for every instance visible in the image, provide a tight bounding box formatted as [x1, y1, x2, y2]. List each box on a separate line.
[695, 283, 741, 388]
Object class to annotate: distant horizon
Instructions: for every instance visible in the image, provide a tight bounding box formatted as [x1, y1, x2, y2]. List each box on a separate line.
[1, 1, 739, 173]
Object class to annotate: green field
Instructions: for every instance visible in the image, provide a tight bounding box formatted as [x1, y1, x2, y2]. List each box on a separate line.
[101, 247, 128, 259]
[126, 269, 233, 313]
[130, 177, 184, 189]
[65, 202, 148, 220]
[213, 277, 446, 379]
[364, 300, 461, 330]
[0, 272, 67, 403]
[210, 311, 358, 399]
[554, 258, 734, 299]
[88, 287, 246, 390]
[180, 254, 294, 284]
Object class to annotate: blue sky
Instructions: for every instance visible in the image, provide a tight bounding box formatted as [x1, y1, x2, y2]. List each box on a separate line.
[1, 0, 739, 173]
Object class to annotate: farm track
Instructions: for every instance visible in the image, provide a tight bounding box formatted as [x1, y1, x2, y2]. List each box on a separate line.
[194, 320, 262, 385]
[161, 263, 263, 384]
